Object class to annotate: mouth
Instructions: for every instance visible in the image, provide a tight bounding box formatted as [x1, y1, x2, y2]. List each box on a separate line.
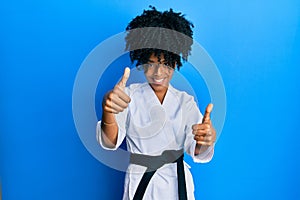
[152, 78, 165, 84]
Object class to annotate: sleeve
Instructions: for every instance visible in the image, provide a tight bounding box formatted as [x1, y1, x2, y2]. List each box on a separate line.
[96, 88, 129, 151]
[184, 97, 214, 163]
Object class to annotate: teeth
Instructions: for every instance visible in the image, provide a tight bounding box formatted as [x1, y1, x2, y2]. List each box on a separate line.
[154, 78, 164, 83]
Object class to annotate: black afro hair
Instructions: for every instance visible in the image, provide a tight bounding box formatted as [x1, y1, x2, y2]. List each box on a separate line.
[125, 6, 194, 70]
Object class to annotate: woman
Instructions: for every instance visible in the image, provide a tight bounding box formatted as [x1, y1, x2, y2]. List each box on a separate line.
[97, 7, 216, 200]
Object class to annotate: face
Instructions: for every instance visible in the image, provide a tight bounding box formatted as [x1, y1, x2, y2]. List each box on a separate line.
[144, 54, 175, 94]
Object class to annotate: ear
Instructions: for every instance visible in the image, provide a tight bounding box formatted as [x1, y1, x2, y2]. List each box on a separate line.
[173, 62, 177, 69]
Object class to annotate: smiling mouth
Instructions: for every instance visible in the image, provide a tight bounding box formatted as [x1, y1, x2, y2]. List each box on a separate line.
[152, 78, 165, 84]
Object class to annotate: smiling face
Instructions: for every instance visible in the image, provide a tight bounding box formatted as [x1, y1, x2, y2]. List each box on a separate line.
[144, 53, 175, 95]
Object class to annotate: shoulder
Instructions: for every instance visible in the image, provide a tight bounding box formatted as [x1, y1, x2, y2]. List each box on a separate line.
[168, 84, 196, 105]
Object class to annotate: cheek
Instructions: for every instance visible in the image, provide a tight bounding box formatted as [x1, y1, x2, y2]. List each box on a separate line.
[144, 71, 152, 81]
[144, 69, 153, 77]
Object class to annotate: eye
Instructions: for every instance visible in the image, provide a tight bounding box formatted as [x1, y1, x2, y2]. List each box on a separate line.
[147, 63, 155, 68]
[163, 63, 170, 67]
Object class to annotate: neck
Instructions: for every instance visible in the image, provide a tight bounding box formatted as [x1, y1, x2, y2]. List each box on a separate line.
[148, 83, 169, 104]
[155, 91, 167, 104]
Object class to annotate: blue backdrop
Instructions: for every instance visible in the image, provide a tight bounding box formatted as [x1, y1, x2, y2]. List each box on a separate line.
[1, 0, 299, 199]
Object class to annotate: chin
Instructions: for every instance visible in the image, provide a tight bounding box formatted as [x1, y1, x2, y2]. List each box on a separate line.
[150, 83, 168, 91]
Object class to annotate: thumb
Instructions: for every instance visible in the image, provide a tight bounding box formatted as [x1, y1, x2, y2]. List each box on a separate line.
[202, 103, 213, 123]
[117, 67, 130, 89]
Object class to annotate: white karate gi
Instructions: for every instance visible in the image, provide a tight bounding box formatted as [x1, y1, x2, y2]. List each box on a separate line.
[97, 83, 214, 200]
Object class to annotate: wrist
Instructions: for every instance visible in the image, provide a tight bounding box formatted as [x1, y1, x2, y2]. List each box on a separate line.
[195, 144, 210, 155]
[101, 121, 117, 126]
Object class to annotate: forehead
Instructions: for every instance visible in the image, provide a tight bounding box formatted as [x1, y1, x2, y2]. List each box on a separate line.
[148, 53, 165, 63]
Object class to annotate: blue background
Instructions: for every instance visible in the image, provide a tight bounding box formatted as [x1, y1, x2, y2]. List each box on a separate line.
[1, 0, 299, 199]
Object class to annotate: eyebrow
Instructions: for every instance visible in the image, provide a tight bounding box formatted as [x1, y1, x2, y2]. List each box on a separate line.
[148, 59, 166, 63]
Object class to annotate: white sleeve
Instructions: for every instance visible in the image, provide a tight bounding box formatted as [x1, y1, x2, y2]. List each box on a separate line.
[184, 97, 214, 163]
[187, 140, 214, 163]
[96, 118, 126, 151]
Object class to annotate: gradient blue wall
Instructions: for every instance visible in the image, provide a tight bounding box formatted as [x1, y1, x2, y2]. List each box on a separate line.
[1, 0, 299, 199]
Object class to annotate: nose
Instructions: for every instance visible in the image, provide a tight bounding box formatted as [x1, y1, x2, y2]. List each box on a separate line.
[154, 64, 164, 76]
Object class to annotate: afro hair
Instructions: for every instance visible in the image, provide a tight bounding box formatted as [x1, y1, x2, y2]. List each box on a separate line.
[125, 6, 194, 70]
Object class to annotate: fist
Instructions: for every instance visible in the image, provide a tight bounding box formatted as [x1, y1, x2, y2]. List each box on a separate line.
[192, 103, 216, 146]
[102, 67, 131, 114]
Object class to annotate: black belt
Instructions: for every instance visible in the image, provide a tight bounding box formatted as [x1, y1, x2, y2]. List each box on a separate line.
[130, 149, 187, 200]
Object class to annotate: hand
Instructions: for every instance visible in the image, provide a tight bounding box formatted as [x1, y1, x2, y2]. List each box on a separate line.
[192, 103, 216, 146]
[102, 67, 131, 114]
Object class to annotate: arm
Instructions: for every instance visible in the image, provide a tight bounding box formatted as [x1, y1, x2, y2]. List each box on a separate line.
[101, 110, 118, 148]
[184, 99, 215, 163]
[99, 68, 131, 148]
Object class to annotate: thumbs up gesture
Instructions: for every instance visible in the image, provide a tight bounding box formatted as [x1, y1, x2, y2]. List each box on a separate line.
[102, 67, 131, 114]
[192, 103, 216, 147]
